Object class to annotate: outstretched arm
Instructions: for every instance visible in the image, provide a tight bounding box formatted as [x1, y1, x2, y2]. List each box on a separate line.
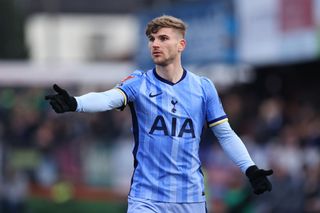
[75, 88, 125, 112]
[211, 121, 273, 194]
[45, 84, 125, 113]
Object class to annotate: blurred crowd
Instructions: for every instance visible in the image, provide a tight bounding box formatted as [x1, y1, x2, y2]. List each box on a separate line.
[201, 81, 320, 213]
[0, 73, 320, 213]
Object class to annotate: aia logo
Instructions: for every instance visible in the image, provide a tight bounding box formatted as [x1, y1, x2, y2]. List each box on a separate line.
[149, 115, 195, 138]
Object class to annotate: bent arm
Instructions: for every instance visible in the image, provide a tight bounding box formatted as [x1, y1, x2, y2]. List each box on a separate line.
[75, 88, 126, 112]
[211, 121, 255, 173]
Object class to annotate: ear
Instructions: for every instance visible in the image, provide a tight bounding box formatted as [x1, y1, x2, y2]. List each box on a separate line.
[178, 39, 186, 52]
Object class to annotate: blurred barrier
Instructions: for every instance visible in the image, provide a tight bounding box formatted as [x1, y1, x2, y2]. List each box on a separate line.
[29, 183, 127, 202]
[0, 62, 133, 86]
[27, 197, 127, 213]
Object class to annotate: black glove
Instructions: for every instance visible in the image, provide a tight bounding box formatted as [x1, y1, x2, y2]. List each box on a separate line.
[45, 84, 77, 113]
[246, 165, 273, 195]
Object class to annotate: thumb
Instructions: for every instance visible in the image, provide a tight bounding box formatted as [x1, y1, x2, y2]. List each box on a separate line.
[53, 84, 68, 96]
[260, 169, 273, 177]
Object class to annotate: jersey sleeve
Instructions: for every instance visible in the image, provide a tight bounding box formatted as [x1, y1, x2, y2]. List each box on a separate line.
[201, 77, 228, 127]
[211, 121, 255, 172]
[116, 70, 144, 110]
[75, 89, 124, 112]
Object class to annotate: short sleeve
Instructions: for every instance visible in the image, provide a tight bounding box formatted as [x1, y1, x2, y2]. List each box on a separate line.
[201, 77, 228, 127]
[116, 70, 144, 109]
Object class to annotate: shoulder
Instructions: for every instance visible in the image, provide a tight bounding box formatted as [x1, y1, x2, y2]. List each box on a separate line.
[132, 69, 146, 77]
[118, 70, 147, 86]
[198, 75, 214, 86]
[189, 72, 216, 91]
[192, 74, 218, 100]
[184, 70, 217, 94]
[199, 76, 217, 93]
[185, 70, 214, 86]
[124, 69, 145, 80]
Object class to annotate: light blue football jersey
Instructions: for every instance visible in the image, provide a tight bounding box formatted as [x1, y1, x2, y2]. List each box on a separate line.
[117, 68, 228, 203]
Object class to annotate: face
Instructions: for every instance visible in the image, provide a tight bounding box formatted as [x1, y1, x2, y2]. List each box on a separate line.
[148, 27, 186, 66]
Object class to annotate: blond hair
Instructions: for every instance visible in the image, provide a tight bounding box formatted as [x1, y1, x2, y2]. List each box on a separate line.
[145, 15, 187, 38]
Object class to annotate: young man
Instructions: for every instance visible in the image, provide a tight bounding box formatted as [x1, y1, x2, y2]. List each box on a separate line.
[45, 15, 272, 213]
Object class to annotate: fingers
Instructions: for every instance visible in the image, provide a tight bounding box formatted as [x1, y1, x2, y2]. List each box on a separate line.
[49, 99, 64, 113]
[53, 84, 68, 97]
[247, 166, 273, 195]
[254, 184, 266, 194]
[254, 186, 266, 195]
[45, 95, 55, 100]
[252, 173, 272, 195]
[254, 181, 272, 194]
[45, 84, 68, 100]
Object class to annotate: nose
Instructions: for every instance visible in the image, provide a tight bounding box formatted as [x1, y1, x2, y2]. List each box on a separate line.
[151, 39, 160, 48]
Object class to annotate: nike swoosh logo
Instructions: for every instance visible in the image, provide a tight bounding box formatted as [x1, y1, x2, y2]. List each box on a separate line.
[149, 92, 162, 98]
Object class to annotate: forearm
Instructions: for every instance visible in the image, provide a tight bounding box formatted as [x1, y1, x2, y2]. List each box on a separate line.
[211, 122, 255, 173]
[75, 88, 125, 112]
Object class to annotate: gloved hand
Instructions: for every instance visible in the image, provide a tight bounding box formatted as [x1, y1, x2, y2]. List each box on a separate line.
[246, 165, 273, 195]
[45, 84, 77, 113]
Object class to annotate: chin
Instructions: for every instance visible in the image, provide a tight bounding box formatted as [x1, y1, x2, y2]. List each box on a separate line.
[153, 57, 171, 66]
[153, 59, 165, 66]
[154, 61, 168, 66]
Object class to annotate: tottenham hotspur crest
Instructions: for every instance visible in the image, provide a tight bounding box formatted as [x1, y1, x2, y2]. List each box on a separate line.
[171, 98, 178, 113]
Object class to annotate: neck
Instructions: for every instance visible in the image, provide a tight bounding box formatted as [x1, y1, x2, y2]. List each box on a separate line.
[155, 63, 184, 84]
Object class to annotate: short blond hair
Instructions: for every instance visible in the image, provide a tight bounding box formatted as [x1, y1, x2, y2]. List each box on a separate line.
[145, 15, 187, 38]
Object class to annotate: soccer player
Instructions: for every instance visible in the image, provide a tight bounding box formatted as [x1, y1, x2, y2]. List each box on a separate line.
[45, 15, 273, 213]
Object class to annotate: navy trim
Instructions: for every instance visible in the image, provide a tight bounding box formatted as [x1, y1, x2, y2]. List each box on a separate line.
[205, 201, 208, 213]
[116, 88, 128, 111]
[128, 102, 139, 189]
[207, 115, 228, 126]
[199, 166, 205, 196]
[153, 68, 187, 86]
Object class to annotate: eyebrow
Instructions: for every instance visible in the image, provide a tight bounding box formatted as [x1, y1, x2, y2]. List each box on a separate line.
[159, 34, 169, 38]
[149, 34, 170, 38]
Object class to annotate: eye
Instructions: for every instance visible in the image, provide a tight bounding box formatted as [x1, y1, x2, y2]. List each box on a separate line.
[148, 36, 155, 42]
[159, 36, 169, 41]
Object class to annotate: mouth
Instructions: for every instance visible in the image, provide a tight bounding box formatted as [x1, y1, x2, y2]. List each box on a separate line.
[152, 51, 162, 56]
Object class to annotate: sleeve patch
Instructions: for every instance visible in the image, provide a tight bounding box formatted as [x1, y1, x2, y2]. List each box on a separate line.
[121, 75, 135, 83]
